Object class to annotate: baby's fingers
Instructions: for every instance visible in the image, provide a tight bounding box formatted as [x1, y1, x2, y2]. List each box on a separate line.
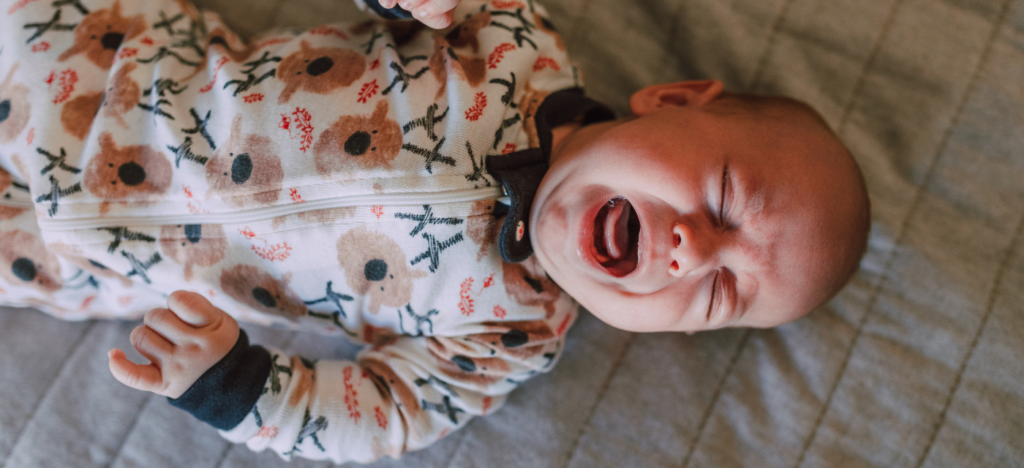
[144, 307, 194, 344]
[166, 290, 225, 327]
[415, 10, 455, 29]
[108, 349, 165, 394]
[130, 324, 174, 364]
[412, 0, 460, 18]
[397, 0, 428, 11]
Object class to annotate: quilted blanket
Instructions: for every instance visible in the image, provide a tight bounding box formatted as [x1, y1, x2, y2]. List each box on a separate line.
[1, 0, 1022, 466]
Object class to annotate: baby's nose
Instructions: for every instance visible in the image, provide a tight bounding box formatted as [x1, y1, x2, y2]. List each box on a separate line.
[668, 222, 713, 277]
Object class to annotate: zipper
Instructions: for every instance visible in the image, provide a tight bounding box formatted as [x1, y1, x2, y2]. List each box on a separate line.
[0, 198, 34, 208]
[35, 186, 506, 231]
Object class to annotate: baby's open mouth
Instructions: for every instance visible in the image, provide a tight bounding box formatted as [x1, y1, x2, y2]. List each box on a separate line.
[592, 197, 641, 277]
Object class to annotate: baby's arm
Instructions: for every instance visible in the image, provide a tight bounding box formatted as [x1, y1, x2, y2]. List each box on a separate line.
[109, 291, 571, 463]
[108, 291, 239, 399]
[206, 319, 569, 463]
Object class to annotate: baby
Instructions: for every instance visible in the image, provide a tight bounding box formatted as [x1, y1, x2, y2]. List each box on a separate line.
[0, 0, 868, 463]
[535, 86, 871, 332]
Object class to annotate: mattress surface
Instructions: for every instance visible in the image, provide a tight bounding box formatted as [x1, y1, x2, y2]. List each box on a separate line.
[1, 0, 1022, 466]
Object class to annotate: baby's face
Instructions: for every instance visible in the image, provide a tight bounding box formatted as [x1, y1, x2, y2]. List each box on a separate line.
[530, 82, 867, 333]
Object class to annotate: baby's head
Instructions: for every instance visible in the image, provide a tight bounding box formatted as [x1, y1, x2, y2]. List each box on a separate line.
[530, 80, 869, 333]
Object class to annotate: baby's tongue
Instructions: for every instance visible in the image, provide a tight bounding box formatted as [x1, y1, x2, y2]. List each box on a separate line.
[603, 199, 633, 260]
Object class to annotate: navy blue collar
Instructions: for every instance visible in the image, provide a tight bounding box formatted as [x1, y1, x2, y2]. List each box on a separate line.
[485, 88, 615, 263]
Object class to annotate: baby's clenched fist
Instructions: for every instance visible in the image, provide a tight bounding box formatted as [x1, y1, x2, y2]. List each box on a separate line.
[108, 291, 239, 399]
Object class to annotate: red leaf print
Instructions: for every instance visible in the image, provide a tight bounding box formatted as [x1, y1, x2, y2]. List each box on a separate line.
[488, 43, 515, 69]
[291, 107, 314, 152]
[465, 92, 487, 121]
[140, 36, 155, 46]
[185, 186, 210, 213]
[199, 56, 230, 93]
[491, 0, 525, 8]
[31, 42, 50, 53]
[476, 272, 495, 294]
[493, 305, 506, 319]
[278, 114, 291, 131]
[459, 278, 475, 315]
[257, 425, 279, 438]
[238, 227, 257, 240]
[251, 242, 292, 262]
[375, 406, 387, 429]
[557, 313, 572, 336]
[501, 143, 516, 154]
[117, 47, 138, 60]
[256, 37, 291, 49]
[44, 71, 55, 86]
[482, 396, 493, 414]
[357, 79, 379, 104]
[79, 295, 96, 311]
[243, 93, 264, 103]
[7, 0, 38, 15]
[52, 69, 77, 104]
[310, 26, 349, 40]
[532, 57, 560, 72]
[187, 201, 209, 214]
[371, 205, 384, 219]
[343, 367, 361, 423]
[369, 59, 380, 70]
[289, 188, 304, 202]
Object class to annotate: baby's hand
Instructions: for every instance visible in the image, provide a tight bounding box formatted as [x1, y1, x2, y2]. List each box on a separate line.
[108, 291, 239, 399]
[378, 0, 460, 29]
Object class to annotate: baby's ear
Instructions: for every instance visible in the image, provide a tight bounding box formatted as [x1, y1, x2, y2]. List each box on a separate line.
[628, 80, 724, 116]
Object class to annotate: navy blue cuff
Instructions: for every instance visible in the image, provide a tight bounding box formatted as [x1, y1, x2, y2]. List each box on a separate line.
[364, 0, 415, 19]
[168, 329, 272, 431]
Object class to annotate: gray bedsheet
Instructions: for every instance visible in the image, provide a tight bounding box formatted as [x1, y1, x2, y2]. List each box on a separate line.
[2, 0, 1023, 466]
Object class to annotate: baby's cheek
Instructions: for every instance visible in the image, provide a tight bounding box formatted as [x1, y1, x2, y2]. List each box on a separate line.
[574, 293, 643, 331]
[530, 198, 572, 251]
[593, 286, 701, 333]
